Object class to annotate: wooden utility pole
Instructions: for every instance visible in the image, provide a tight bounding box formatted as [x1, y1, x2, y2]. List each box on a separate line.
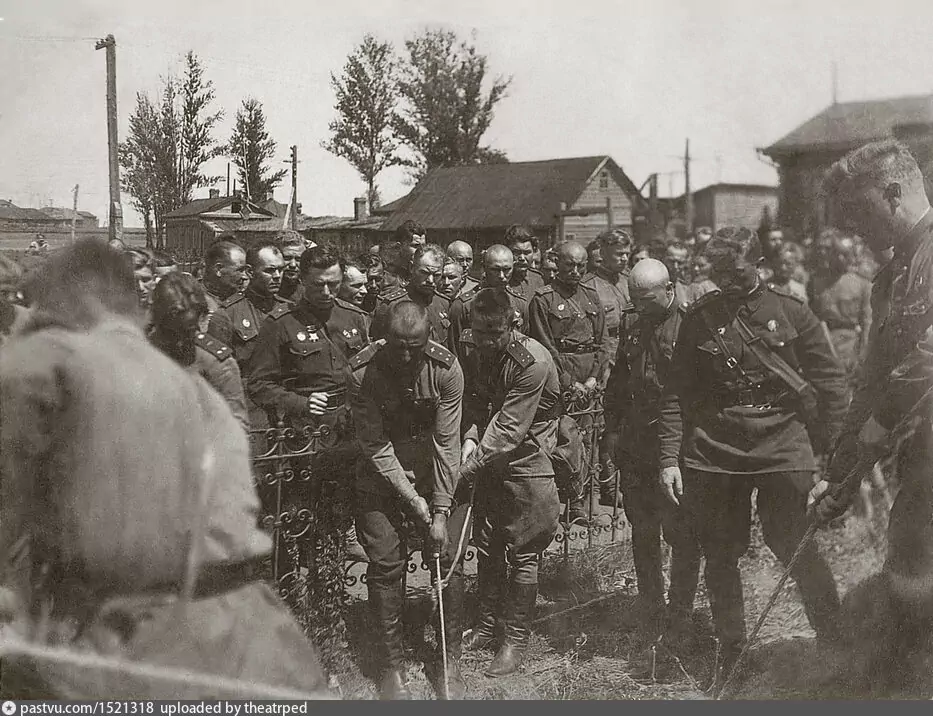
[71, 184, 79, 243]
[95, 34, 123, 243]
[226, 163, 231, 196]
[290, 145, 298, 230]
[605, 196, 613, 230]
[684, 138, 694, 236]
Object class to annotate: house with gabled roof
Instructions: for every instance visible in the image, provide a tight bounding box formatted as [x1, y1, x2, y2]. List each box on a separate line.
[164, 190, 276, 254]
[760, 93, 933, 239]
[375, 155, 646, 250]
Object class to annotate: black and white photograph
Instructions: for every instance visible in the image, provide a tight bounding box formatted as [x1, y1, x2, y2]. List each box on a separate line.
[2, 0, 933, 701]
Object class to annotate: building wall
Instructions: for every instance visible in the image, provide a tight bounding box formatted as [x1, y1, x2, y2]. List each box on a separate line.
[564, 169, 634, 243]
[692, 191, 716, 231]
[774, 152, 844, 240]
[712, 190, 778, 231]
[166, 218, 215, 255]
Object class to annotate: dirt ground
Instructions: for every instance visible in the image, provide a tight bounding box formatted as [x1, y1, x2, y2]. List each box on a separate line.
[325, 491, 904, 700]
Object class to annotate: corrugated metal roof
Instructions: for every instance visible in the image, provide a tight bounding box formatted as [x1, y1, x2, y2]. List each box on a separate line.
[763, 94, 933, 157]
[381, 156, 641, 231]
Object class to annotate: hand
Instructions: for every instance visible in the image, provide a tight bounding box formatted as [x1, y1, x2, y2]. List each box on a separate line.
[570, 382, 587, 402]
[308, 392, 329, 416]
[807, 479, 856, 525]
[428, 513, 449, 558]
[461, 438, 477, 465]
[857, 417, 890, 459]
[583, 377, 598, 394]
[407, 495, 431, 526]
[659, 466, 683, 506]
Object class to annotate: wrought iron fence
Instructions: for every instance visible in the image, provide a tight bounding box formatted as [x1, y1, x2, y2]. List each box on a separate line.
[248, 392, 629, 634]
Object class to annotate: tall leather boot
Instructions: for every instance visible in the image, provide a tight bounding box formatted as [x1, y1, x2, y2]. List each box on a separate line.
[436, 574, 467, 700]
[369, 583, 411, 700]
[463, 554, 505, 651]
[485, 582, 537, 678]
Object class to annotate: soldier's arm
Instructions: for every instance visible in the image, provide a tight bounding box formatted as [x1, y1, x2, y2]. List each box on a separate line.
[873, 322, 933, 432]
[591, 296, 610, 385]
[431, 361, 464, 511]
[349, 368, 420, 503]
[245, 322, 308, 418]
[369, 302, 388, 341]
[858, 280, 872, 362]
[792, 301, 848, 453]
[207, 310, 234, 346]
[528, 295, 571, 388]
[603, 341, 633, 435]
[447, 299, 465, 354]
[201, 352, 250, 432]
[658, 316, 693, 469]
[460, 359, 548, 480]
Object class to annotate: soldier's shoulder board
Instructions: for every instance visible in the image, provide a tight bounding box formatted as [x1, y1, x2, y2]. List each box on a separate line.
[195, 332, 233, 362]
[528, 267, 544, 278]
[349, 339, 384, 370]
[268, 302, 292, 321]
[460, 329, 475, 344]
[460, 286, 479, 303]
[381, 286, 408, 300]
[424, 340, 456, 368]
[221, 292, 245, 309]
[504, 285, 525, 301]
[677, 301, 691, 315]
[505, 338, 535, 368]
[768, 284, 805, 305]
[621, 302, 637, 314]
[335, 297, 368, 315]
[533, 284, 554, 298]
[685, 288, 723, 316]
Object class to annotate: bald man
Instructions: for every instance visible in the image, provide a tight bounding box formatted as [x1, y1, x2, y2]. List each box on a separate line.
[349, 301, 467, 700]
[605, 259, 701, 649]
[446, 240, 479, 298]
[528, 241, 609, 523]
[448, 245, 528, 352]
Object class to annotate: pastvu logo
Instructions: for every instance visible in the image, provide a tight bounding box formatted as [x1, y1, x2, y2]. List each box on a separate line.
[2, 701, 17, 715]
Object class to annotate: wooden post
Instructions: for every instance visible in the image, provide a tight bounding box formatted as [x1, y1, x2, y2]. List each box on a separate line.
[605, 196, 613, 230]
[95, 35, 123, 243]
[684, 138, 694, 236]
[226, 163, 231, 196]
[290, 145, 298, 230]
[70, 184, 79, 243]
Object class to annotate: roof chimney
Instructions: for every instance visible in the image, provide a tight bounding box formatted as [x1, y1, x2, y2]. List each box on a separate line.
[354, 196, 369, 221]
[209, 188, 220, 199]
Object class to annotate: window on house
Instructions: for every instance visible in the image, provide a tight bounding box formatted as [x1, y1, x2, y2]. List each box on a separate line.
[599, 171, 609, 190]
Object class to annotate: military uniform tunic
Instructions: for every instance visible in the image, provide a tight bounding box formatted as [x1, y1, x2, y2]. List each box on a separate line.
[583, 268, 630, 365]
[527, 281, 609, 390]
[507, 268, 545, 301]
[447, 283, 528, 355]
[458, 331, 562, 562]
[246, 297, 369, 426]
[222, 287, 292, 372]
[810, 270, 872, 380]
[202, 288, 238, 346]
[370, 286, 451, 346]
[192, 331, 249, 432]
[830, 210, 933, 617]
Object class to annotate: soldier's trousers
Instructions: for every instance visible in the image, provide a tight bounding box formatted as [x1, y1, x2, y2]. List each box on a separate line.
[355, 490, 471, 588]
[620, 459, 701, 613]
[885, 424, 933, 623]
[474, 473, 561, 586]
[683, 469, 840, 647]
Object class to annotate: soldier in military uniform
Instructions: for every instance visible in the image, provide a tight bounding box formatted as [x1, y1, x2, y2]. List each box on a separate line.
[378, 242, 409, 294]
[810, 141, 933, 691]
[505, 225, 546, 300]
[201, 239, 250, 345]
[541, 249, 558, 285]
[583, 229, 634, 508]
[348, 302, 466, 700]
[277, 230, 306, 303]
[395, 219, 427, 249]
[448, 245, 528, 352]
[659, 226, 848, 686]
[528, 240, 610, 522]
[809, 228, 872, 380]
[458, 288, 562, 677]
[446, 240, 480, 297]
[438, 258, 465, 301]
[247, 245, 371, 637]
[148, 272, 249, 432]
[604, 259, 701, 644]
[338, 257, 370, 309]
[371, 244, 451, 345]
[662, 241, 708, 305]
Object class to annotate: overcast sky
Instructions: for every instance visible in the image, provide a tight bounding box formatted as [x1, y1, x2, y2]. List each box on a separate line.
[2, 0, 933, 226]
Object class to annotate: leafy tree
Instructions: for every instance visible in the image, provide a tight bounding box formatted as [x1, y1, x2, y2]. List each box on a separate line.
[394, 29, 511, 179]
[228, 98, 287, 203]
[119, 53, 224, 248]
[323, 35, 403, 209]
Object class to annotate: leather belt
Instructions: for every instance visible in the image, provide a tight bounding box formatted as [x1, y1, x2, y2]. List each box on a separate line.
[285, 382, 348, 410]
[824, 319, 859, 332]
[713, 386, 787, 409]
[558, 343, 596, 355]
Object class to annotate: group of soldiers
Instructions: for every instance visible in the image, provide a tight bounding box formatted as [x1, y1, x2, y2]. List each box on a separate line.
[2, 137, 932, 700]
